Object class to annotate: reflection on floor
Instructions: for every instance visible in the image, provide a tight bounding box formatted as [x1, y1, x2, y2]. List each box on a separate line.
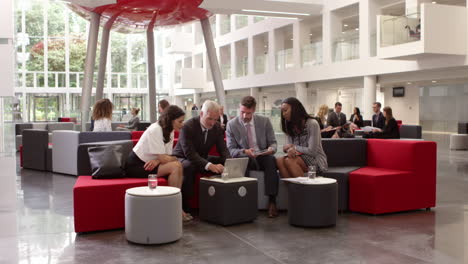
[0, 127, 467, 263]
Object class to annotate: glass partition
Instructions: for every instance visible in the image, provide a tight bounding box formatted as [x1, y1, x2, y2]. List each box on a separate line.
[254, 54, 267, 74]
[332, 32, 359, 62]
[301, 42, 322, 67]
[380, 14, 421, 47]
[275, 49, 294, 71]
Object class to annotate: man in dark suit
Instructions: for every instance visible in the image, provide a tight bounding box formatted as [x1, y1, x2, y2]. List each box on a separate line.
[226, 96, 279, 217]
[372, 102, 385, 129]
[217, 105, 228, 131]
[327, 102, 347, 128]
[172, 100, 230, 210]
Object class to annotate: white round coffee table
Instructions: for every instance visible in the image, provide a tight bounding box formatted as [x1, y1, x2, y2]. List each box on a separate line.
[125, 186, 182, 244]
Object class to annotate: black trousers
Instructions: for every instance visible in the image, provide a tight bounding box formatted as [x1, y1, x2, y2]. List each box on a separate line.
[247, 155, 279, 197]
[125, 151, 158, 178]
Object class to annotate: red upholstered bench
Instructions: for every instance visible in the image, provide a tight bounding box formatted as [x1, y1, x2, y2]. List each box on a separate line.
[349, 139, 436, 215]
[73, 176, 168, 233]
[131, 131, 144, 146]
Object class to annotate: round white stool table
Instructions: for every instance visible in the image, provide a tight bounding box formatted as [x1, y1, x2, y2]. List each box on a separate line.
[450, 134, 468, 150]
[125, 186, 182, 244]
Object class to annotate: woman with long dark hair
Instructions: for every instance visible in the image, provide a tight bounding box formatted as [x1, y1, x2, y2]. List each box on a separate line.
[125, 105, 192, 221]
[350, 107, 364, 128]
[276, 97, 327, 178]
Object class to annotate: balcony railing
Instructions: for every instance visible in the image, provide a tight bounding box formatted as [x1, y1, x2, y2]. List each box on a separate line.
[17, 71, 158, 90]
[236, 57, 248, 77]
[333, 33, 360, 62]
[276, 49, 294, 71]
[254, 54, 268, 74]
[380, 13, 421, 47]
[221, 64, 231, 80]
[301, 42, 322, 67]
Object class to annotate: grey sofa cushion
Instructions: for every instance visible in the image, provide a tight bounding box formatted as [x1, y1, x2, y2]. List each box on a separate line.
[15, 123, 33, 136]
[78, 131, 131, 144]
[400, 125, 422, 139]
[322, 138, 367, 167]
[32, 123, 48, 130]
[322, 166, 361, 211]
[47, 122, 74, 133]
[23, 129, 49, 171]
[77, 140, 134, 176]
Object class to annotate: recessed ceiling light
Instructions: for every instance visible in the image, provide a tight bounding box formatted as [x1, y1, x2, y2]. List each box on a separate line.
[407, 82, 412, 84]
[290, 38, 293, 41]
[342, 31, 345, 34]
[432, 1, 437, 3]
[241, 9, 310, 16]
[432, 80, 437, 83]
[344, 24, 348, 27]
[355, 28, 359, 31]
[309, 33, 313, 36]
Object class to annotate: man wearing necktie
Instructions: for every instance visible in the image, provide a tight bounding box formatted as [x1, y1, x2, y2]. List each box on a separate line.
[226, 96, 279, 218]
[173, 100, 230, 212]
[327, 102, 347, 128]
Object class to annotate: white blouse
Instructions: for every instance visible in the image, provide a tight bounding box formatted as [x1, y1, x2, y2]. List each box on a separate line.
[133, 122, 174, 163]
[93, 118, 112, 132]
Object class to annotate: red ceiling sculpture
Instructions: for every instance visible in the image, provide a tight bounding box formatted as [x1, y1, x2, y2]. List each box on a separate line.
[69, 0, 212, 32]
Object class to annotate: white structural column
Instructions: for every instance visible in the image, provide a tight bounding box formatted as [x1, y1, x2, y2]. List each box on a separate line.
[80, 12, 100, 132]
[360, 0, 380, 59]
[250, 87, 260, 105]
[363, 75, 377, 120]
[96, 26, 111, 101]
[193, 92, 201, 107]
[147, 14, 157, 123]
[295, 82, 309, 112]
[200, 18, 226, 108]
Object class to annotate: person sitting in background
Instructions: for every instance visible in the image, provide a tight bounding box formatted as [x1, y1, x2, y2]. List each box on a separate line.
[226, 96, 279, 218]
[350, 107, 364, 128]
[276, 97, 328, 178]
[158, 99, 170, 114]
[316, 104, 335, 138]
[191, 104, 199, 111]
[172, 100, 230, 213]
[372, 102, 385, 129]
[92, 98, 113, 132]
[217, 105, 228, 130]
[365, 106, 400, 139]
[327, 102, 347, 128]
[125, 105, 192, 221]
[117, 107, 140, 131]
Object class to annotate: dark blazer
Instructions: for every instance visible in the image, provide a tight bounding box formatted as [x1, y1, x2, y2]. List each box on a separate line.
[327, 111, 347, 128]
[372, 118, 400, 139]
[372, 112, 385, 129]
[172, 116, 229, 171]
[350, 114, 364, 128]
[217, 114, 228, 130]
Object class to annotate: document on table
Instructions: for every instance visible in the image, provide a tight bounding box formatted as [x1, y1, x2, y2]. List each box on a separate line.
[361, 126, 381, 132]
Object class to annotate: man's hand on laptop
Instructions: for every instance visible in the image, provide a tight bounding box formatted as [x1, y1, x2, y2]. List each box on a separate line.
[208, 163, 224, 174]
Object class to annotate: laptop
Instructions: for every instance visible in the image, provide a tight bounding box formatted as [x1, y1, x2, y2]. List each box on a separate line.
[219, 158, 249, 180]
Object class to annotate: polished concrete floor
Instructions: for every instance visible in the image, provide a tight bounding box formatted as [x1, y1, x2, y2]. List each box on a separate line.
[0, 128, 467, 263]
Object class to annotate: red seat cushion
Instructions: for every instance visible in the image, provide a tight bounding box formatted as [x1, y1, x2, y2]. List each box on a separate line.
[131, 131, 144, 140]
[19, 145, 23, 167]
[350, 167, 417, 214]
[73, 176, 168, 233]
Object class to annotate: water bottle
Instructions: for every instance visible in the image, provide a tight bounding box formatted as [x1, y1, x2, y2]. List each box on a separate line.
[307, 165, 316, 180]
[221, 168, 229, 180]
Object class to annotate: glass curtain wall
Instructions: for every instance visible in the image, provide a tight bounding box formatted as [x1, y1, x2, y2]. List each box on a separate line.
[14, 0, 165, 122]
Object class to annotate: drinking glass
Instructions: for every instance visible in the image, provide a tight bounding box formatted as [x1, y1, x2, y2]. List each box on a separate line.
[308, 165, 317, 179]
[148, 174, 158, 190]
